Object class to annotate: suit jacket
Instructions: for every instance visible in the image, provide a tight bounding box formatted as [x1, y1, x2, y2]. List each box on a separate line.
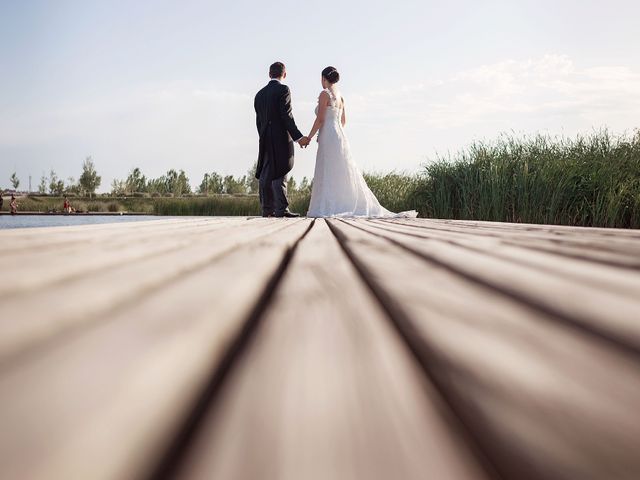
[254, 80, 303, 180]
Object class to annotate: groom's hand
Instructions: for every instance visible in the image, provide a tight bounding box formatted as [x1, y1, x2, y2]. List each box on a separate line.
[298, 136, 310, 148]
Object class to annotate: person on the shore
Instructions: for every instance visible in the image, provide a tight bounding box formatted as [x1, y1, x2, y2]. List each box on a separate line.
[10, 194, 18, 214]
[63, 197, 71, 214]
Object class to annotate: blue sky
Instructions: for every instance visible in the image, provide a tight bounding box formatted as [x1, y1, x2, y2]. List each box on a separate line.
[1, 0, 639, 192]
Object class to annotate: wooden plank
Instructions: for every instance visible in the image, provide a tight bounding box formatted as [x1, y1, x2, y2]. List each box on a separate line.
[170, 219, 492, 480]
[499, 238, 640, 270]
[0, 219, 311, 480]
[385, 219, 640, 262]
[386, 217, 640, 244]
[0, 218, 248, 297]
[339, 220, 640, 354]
[329, 219, 640, 480]
[0, 216, 188, 242]
[389, 218, 640, 252]
[0, 217, 227, 255]
[367, 219, 640, 298]
[0, 219, 295, 365]
[424, 218, 640, 238]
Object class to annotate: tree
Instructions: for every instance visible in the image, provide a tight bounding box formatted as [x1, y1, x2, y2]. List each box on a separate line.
[146, 169, 191, 196]
[287, 177, 297, 194]
[298, 176, 312, 195]
[223, 175, 247, 194]
[78, 156, 101, 197]
[38, 174, 47, 194]
[164, 169, 178, 195]
[10, 172, 19, 190]
[198, 172, 224, 195]
[162, 169, 191, 196]
[147, 176, 168, 195]
[245, 162, 259, 194]
[65, 176, 81, 195]
[198, 173, 210, 194]
[111, 179, 126, 196]
[48, 170, 65, 195]
[174, 169, 191, 196]
[125, 167, 147, 194]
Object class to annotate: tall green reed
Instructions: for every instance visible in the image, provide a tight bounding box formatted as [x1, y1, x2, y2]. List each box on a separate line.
[415, 129, 640, 228]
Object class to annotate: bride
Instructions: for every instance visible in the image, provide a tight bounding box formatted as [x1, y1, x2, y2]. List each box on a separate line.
[305, 66, 417, 218]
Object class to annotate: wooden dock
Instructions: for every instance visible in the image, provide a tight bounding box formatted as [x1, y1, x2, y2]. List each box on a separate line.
[1, 217, 639, 480]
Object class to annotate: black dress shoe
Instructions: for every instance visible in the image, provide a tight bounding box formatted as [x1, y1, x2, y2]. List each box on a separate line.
[275, 210, 300, 218]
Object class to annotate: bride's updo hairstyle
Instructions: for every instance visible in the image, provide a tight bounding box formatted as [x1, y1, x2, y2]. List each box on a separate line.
[322, 66, 340, 84]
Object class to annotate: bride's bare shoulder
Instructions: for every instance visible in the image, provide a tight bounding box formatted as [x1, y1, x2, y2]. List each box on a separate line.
[316, 90, 331, 107]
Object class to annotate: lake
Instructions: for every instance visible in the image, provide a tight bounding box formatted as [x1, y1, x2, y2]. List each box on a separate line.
[0, 215, 167, 230]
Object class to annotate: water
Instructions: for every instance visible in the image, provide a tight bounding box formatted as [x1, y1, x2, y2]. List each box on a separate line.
[0, 215, 167, 230]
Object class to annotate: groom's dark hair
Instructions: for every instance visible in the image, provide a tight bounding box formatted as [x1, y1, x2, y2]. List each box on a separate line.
[269, 62, 286, 79]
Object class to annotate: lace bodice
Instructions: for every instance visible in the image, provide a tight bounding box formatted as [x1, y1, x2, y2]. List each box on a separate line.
[314, 88, 342, 117]
[325, 88, 342, 109]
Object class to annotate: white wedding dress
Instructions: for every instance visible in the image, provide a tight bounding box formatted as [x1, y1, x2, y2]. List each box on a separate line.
[307, 88, 418, 218]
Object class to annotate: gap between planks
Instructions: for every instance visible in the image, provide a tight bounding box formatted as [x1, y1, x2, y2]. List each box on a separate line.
[163, 219, 496, 480]
[340, 219, 640, 358]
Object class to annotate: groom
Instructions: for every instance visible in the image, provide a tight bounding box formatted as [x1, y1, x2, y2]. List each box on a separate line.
[254, 62, 309, 217]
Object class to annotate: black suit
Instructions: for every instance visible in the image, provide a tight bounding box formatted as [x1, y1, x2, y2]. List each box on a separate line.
[254, 79, 303, 215]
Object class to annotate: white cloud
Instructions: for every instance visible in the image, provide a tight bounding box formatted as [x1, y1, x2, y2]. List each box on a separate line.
[349, 54, 640, 129]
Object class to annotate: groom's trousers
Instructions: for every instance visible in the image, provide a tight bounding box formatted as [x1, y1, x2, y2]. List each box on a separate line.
[258, 150, 289, 216]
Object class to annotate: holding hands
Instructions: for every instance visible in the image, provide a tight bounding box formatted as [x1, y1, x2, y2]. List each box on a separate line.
[298, 136, 311, 148]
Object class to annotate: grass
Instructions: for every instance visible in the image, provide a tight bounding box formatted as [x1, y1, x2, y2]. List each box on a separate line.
[152, 192, 311, 216]
[363, 172, 423, 213]
[153, 195, 260, 216]
[414, 129, 640, 228]
[6, 129, 638, 228]
[148, 177, 419, 217]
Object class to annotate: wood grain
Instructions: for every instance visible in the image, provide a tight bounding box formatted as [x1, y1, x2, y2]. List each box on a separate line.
[384, 218, 640, 267]
[171, 219, 492, 480]
[0, 219, 297, 364]
[1, 217, 639, 480]
[329, 218, 640, 480]
[341, 219, 640, 353]
[0, 219, 310, 480]
[368, 219, 640, 297]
